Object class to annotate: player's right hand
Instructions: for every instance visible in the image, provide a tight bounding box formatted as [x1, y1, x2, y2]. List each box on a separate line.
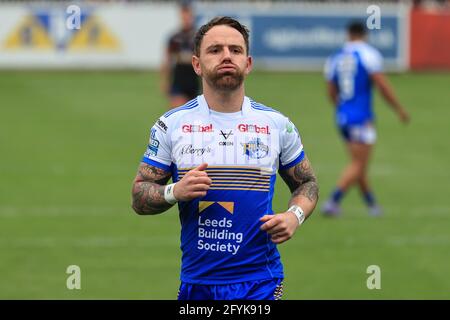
[173, 163, 212, 201]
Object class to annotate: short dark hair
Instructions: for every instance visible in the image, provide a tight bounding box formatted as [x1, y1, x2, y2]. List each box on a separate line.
[347, 21, 367, 37]
[179, 0, 192, 10]
[194, 16, 250, 56]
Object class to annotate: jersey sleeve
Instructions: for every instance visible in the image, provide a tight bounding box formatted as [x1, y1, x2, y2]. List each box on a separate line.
[323, 56, 336, 81]
[360, 47, 383, 74]
[279, 117, 305, 171]
[142, 116, 172, 172]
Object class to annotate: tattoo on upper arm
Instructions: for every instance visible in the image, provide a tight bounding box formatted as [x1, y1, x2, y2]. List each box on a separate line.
[137, 163, 171, 184]
[279, 156, 319, 203]
[132, 163, 172, 214]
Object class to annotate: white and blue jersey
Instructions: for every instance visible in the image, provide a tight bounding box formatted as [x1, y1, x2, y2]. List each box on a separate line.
[324, 41, 383, 126]
[142, 95, 305, 285]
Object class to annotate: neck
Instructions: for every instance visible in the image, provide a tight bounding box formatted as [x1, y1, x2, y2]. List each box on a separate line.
[202, 83, 245, 113]
[349, 36, 365, 42]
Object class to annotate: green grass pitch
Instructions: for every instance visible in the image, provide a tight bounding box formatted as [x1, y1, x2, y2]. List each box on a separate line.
[0, 70, 449, 299]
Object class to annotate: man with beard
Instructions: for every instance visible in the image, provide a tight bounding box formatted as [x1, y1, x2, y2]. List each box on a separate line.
[131, 17, 319, 300]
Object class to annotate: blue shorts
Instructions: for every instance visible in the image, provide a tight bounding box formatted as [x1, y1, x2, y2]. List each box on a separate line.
[177, 278, 284, 300]
[339, 123, 377, 145]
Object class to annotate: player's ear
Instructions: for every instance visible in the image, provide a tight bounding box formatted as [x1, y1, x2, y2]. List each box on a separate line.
[192, 55, 202, 76]
[245, 55, 253, 76]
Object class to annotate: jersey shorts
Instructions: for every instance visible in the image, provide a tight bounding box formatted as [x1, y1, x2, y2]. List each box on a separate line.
[177, 278, 284, 300]
[339, 122, 377, 144]
[141, 95, 305, 286]
[170, 64, 199, 99]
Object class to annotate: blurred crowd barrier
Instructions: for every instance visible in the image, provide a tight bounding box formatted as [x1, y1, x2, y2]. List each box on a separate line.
[0, 0, 448, 70]
[0, 1, 180, 69]
[195, 2, 409, 71]
[410, 7, 450, 70]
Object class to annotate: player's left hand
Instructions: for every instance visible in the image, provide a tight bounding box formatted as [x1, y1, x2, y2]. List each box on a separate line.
[398, 108, 410, 124]
[259, 212, 299, 244]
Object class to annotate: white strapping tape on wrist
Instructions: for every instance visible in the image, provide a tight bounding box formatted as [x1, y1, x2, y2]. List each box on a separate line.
[164, 183, 178, 205]
[288, 205, 305, 226]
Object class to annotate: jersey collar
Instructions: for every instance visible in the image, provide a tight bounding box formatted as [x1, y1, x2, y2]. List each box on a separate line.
[198, 94, 251, 117]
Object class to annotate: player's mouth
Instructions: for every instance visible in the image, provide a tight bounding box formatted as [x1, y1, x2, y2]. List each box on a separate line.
[217, 64, 236, 73]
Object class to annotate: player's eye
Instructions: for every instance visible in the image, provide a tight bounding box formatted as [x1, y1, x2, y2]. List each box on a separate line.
[209, 47, 220, 54]
[231, 47, 243, 54]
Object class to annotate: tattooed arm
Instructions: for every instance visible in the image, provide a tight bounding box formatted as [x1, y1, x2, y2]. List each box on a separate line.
[131, 162, 213, 215]
[131, 162, 173, 215]
[279, 155, 319, 219]
[260, 156, 319, 244]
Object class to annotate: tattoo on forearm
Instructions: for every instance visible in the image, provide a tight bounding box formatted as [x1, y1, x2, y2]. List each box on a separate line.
[280, 156, 319, 203]
[132, 163, 172, 214]
[292, 157, 319, 202]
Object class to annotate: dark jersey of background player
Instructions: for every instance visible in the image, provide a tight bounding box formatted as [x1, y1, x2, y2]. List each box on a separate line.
[160, 4, 200, 109]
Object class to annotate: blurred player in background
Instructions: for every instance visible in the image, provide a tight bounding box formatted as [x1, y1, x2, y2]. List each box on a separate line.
[160, 1, 200, 108]
[322, 21, 410, 217]
[132, 16, 318, 300]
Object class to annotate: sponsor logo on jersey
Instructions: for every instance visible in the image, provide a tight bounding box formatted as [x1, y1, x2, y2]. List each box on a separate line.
[220, 130, 233, 139]
[241, 138, 269, 159]
[145, 128, 159, 157]
[180, 144, 212, 156]
[199, 201, 234, 214]
[197, 201, 242, 255]
[286, 119, 300, 137]
[286, 122, 294, 133]
[219, 130, 233, 146]
[237, 124, 270, 134]
[155, 119, 168, 133]
[182, 124, 213, 133]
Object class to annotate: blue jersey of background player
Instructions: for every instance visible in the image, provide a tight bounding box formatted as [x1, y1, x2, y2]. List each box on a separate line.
[322, 21, 409, 217]
[132, 17, 319, 300]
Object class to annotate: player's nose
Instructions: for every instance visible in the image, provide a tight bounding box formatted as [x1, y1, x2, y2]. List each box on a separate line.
[221, 47, 232, 60]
